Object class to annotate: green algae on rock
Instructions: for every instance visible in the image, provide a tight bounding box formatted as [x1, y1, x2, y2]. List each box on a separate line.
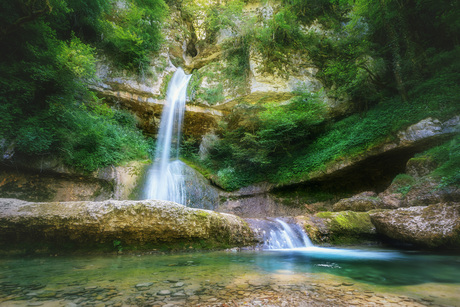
[297, 211, 377, 245]
[0, 199, 257, 254]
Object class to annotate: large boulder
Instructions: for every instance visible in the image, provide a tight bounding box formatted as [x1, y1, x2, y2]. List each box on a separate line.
[296, 211, 377, 245]
[369, 203, 460, 249]
[378, 174, 460, 208]
[0, 199, 256, 254]
[332, 191, 390, 212]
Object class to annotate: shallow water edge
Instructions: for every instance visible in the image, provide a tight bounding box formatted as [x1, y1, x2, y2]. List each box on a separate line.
[0, 247, 459, 306]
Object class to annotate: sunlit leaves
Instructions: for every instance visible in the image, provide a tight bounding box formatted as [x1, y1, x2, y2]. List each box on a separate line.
[102, 0, 168, 72]
[57, 35, 96, 80]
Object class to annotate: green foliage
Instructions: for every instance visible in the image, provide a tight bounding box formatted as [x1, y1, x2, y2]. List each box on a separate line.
[392, 174, 416, 186]
[102, 0, 168, 73]
[57, 35, 97, 80]
[0, 0, 149, 172]
[15, 118, 54, 155]
[203, 0, 244, 43]
[392, 174, 416, 195]
[282, 0, 349, 27]
[222, 34, 251, 93]
[274, 84, 460, 185]
[422, 135, 460, 187]
[202, 84, 224, 106]
[48, 0, 110, 41]
[252, 6, 303, 77]
[180, 0, 244, 44]
[205, 92, 327, 190]
[113, 240, 123, 252]
[60, 104, 149, 172]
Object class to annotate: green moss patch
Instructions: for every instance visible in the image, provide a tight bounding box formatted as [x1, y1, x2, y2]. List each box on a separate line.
[314, 211, 377, 245]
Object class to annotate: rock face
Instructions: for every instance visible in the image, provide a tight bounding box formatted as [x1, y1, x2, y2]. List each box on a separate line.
[216, 194, 305, 218]
[92, 61, 222, 137]
[369, 203, 460, 248]
[0, 157, 149, 202]
[0, 199, 256, 253]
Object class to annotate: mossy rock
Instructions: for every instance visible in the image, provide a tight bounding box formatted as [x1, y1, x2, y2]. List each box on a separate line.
[370, 203, 460, 249]
[405, 156, 438, 178]
[332, 192, 385, 212]
[0, 199, 257, 255]
[310, 211, 377, 244]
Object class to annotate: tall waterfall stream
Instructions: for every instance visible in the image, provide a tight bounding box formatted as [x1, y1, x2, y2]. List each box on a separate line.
[142, 68, 191, 204]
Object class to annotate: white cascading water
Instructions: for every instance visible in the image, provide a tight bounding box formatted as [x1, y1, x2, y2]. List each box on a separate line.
[248, 218, 313, 250]
[266, 219, 313, 249]
[142, 68, 191, 204]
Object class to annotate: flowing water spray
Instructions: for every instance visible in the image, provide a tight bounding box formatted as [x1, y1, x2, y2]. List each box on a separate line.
[248, 218, 403, 262]
[142, 68, 191, 204]
[248, 218, 313, 249]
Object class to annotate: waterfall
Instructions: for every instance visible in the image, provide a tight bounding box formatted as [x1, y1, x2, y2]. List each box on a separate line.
[142, 68, 191, 204]
[247, 218, 313, 250]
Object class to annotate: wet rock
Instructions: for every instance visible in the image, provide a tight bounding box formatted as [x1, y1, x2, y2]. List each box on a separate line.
[299, 211, 377, 244]
[0, 199, 257, 253]
[157, 290, 171, 296]
[135, 282, 154, 289]
[370, 203, 460, 248]
[379, 174, 460, 208]
[171, 282, 185, 288]
[172, 291, 186, 297]
[397, 117, 459, 145]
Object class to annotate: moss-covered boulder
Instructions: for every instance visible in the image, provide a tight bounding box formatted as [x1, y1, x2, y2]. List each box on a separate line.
[369, 203, 460, 249]
[0, 199, 256, 254]
[332, 191, 387, 212]
[297, 211, 377, 245]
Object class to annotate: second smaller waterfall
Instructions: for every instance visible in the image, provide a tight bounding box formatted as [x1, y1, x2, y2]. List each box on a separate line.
[247, 218, 313, 250]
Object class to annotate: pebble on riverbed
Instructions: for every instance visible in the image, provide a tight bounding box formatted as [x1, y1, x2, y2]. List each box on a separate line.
[0, 279, 446, 307]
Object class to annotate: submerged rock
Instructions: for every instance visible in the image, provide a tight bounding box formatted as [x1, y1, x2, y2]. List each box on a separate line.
[0, 199, 256, 254]
[369, 203, 460, 248]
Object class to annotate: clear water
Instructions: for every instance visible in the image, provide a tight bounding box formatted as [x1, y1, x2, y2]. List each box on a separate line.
[1, 248, 459, 306]
[142, 68, 191, 204]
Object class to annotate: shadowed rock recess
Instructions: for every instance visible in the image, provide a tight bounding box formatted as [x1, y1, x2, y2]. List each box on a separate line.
[0, 199, 256, 254]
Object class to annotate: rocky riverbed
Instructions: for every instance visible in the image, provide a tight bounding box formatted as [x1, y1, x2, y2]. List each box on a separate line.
[0, 248, 458, 307]
[0, 272, 449, 307]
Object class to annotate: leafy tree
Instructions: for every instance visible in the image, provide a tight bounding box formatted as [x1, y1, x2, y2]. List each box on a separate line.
[102, 0, 168, 73]
[0, 0, 150, 172]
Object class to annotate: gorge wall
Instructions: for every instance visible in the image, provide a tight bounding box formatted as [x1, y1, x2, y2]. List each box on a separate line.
[1, 1, 458, 252]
